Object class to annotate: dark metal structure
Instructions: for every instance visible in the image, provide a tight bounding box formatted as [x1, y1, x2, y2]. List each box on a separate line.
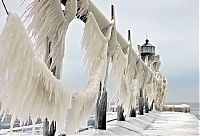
[139, 39, 156, 62]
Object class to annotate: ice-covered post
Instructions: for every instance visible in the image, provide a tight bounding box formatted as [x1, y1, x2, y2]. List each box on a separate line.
[127, 30, 137, 117]
[139, 88, 144, 115]
[117, 104, 125, 121]
[149, 99, 154, 111]
[145, 97, 149, 113]
[43, 39, 57, 136]
[129, 105, 136, 117]
[49, 121, 56, 136]
[95, 82, 107, 130]
[95, 4, 116, 129]
[43, 118, 49, 136]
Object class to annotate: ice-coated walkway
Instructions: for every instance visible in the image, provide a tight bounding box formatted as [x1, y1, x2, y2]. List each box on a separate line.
[79, 111, 199, 135]
[0, 111, 199, 135]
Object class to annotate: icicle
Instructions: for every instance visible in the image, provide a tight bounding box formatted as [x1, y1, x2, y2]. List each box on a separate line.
[81, 12, 112, 76]
[65, 59, 105, 134]
[110, 43, 131, 115]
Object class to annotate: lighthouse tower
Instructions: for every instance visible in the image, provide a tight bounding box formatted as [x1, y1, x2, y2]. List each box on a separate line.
[138, 38, 161, 72]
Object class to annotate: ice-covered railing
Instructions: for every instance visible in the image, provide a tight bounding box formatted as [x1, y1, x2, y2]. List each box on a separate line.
[0, 0, 168, 134]
[74, 0, 167, 113]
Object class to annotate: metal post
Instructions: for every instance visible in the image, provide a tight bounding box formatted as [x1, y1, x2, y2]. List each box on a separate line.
[128, 30, 131, 42]
[1, 0, 9, 15]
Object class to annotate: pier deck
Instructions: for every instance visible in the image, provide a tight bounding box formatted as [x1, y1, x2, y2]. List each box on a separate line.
[79, 111, 199, 135]
[0, 111, 199, 135]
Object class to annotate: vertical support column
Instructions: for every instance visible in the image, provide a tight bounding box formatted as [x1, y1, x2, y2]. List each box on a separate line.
[127, 30, 136, 118]
[128, 30, 131, 41]
[145, 97, 149, 113]
[49, 121, 56, 136]
[117, 105, 125, 121]
[139, 88, 144, 115]
[111, 5, 115, 21]
[95, 83, 107, 130]
[43, 118, 49, 136]
[129, 105, 136, 117]
[95, 4, 116, 130]
[43, 39, 57, 136]
[149, 100, 154, 111]
[2, 0, 9, 15]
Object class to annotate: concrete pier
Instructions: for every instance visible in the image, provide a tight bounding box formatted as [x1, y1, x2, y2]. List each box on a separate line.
[0, 111, 199, 135]
[162, 104, 191, 113]
[78, 111, 199, 135]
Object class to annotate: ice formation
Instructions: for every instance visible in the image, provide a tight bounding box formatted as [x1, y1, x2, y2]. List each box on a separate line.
[84, 0, 168, 113]
[65, 12, 113, 134]
[82, 13, 109, 75]
[111, 43, 130, 114]
[0, 0, 168, 134]
[111, 36, 167, 115]
[0, 13, 72, 133]
[24, 0, 77, 78]
[0, 12, 109, 134]
[76, 0, 89, 18]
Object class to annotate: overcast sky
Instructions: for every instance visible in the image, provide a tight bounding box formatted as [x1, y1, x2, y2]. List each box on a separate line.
[0, 0, 199, 102]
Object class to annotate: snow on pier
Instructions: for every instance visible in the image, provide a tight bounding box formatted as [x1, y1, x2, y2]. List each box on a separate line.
[0, 111, 199, 135]
[162, 104, 191, 113]
[79, 111, 199, 135]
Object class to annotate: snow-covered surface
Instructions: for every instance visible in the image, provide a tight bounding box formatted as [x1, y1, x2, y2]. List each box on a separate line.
[164, 104, 190, 108]
[163, 104, 191, 113]
[0, 111, 198, 135]
[78, 111, 199, 135]
[0, 124, 43, 136]
[143, 112, 199, 136]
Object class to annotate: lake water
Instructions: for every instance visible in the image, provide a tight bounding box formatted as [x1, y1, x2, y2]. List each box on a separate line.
[166, 102, 200, 119]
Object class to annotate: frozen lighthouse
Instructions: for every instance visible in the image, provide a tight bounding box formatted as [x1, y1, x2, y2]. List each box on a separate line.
[138, 38, 161, 72]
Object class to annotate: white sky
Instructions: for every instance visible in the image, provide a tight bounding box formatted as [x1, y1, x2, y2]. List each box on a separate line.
[0, 0, 199, 102]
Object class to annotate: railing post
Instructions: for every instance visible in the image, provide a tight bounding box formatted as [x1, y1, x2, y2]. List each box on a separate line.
[129, 105, 136, 117]
[149, 100, 154, 111]
[43, 118, 49, 136]
[128, 30, 131, 42]
[95, 4, 117, 129]
[95, 83, 107, 130]
[117, 105, 125, 121]
[43, 39, 57, 136]
[49, 121, 56, 136]
[127, 30, 137, 118]
[145, 97, 149, 113]
[139, 88, 144, 115]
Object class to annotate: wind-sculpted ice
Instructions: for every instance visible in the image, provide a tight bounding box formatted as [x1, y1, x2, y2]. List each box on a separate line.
[0, 12, 109, 135]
